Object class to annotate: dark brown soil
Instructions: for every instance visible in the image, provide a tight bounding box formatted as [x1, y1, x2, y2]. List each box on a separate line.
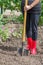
[0, 23, 43, 65]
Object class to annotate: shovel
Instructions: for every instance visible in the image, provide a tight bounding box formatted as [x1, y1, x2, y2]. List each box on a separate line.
[18, 0, 28, 56]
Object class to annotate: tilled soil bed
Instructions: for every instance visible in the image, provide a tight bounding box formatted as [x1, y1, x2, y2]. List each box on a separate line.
[0, 23, 43, 65]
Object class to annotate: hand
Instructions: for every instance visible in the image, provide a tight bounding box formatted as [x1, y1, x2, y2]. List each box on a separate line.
[24, 5, 31, 11]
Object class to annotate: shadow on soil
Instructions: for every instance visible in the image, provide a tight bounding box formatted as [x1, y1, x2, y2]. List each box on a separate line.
[0, 45, 17, 51]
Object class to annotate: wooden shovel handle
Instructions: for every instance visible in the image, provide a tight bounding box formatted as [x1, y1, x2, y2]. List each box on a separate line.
[22, 0, 28, 42]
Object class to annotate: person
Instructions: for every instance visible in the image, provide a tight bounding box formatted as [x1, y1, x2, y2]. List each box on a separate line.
[21, 0, 41, 55]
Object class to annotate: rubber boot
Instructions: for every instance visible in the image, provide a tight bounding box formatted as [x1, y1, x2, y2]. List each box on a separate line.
[26, 38, 32, 50]
[30, 40, 37, 55]
[24, 38, 32, 55]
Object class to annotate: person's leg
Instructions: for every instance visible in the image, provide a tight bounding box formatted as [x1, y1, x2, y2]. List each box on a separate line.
[24, 13, 33, 55]
[31, 13, 40, 55]
[26, 13, 33, 51]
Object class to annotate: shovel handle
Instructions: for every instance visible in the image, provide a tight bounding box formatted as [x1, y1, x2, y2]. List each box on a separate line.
[22, 0, 28, 42]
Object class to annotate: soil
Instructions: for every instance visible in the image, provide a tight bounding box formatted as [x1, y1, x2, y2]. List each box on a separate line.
[0, 23, 43, 65]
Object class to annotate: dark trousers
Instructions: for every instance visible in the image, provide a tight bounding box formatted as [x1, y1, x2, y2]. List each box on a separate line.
[22, 10, 40, 40]
[26, 13, 40, 40]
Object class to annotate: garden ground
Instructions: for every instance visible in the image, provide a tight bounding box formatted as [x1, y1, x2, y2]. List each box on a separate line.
[0, 23, 43, 65]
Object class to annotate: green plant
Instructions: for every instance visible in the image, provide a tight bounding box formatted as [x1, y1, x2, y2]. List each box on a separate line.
[12, 27, 22, 38]
[39, 0, 43, 25]
[0, 28, 9, 41]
